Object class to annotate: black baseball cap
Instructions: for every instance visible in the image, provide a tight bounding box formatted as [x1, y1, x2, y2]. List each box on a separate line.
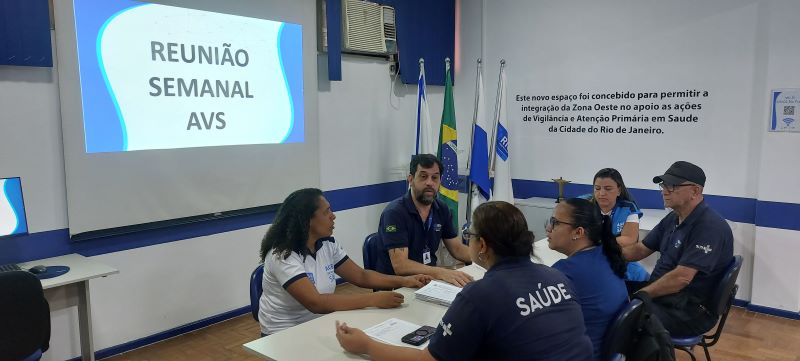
[652, 161, 706, 186]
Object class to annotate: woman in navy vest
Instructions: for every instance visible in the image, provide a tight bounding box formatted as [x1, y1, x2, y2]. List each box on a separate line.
[335, 201, 593, 361]
[547, 198, 629, 360]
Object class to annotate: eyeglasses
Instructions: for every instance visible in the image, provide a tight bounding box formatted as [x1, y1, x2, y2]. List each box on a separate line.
[545, 217, 575, 231]
[658, 183, 695, 193]
[462, 229, 479, 241]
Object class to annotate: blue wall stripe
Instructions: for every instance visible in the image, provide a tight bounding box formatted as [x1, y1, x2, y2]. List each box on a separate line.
[728, 298, 800, 321]
[324, 180, 407, 212]
[511, 179, 759, 224]
[65, 306, 251, 361]
[755, 200, 800, 232]
[746, 303, 800, 321]
[0, 181, 407, 264]
[1, 179, 799, 265]
[704, 194, 757, 225]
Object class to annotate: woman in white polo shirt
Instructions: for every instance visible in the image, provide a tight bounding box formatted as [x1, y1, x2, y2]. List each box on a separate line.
[259, 188, 432, 335]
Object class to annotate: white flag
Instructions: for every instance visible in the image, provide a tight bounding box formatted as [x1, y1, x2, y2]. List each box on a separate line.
[490, 61, 514, 204]
[415, 59, 436, 155]
[468, 60, 490, 216]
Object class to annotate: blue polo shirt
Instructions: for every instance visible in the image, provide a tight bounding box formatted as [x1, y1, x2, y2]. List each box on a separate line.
[375, 191, 457, 274]
[643, 201, 733, 304]
[553, 247, 628, 361]
[427, 257, 593, 361]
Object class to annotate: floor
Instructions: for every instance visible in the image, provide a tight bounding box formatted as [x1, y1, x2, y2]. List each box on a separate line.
[105, 284, 800, 361]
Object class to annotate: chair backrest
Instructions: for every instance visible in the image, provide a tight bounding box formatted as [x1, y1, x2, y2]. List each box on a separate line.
[709, 255, 743, 315]
[609, 354, 626, 361]
[0, 270, 51, 360]
[362, 232, 381, 271]
[249, 264, 264, 321]
[602, 299, 644, 360]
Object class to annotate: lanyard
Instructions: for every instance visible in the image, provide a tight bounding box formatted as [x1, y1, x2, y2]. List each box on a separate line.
[424, 211, 433, 232]
[423, 211, 433, 251]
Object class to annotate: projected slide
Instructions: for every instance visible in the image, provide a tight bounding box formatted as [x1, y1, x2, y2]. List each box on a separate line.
[0, 178, 28, 237]
[73, 0, 304, 153]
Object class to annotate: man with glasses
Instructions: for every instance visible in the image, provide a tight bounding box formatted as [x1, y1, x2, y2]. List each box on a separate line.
[622, 161, 733, 337]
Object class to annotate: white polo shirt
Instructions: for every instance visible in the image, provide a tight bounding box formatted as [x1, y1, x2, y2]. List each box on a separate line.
[258, 237, 348, 335]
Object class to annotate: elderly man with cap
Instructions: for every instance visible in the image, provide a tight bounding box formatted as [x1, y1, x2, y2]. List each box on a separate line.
[622, 161, 734, 337]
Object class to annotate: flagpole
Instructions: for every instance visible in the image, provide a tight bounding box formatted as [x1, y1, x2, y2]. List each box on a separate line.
[489, 59, 506, 172]
[442, 57, 451, 157]
[416, 58, 425, 155]
[466, 58, 481, 172]
[466, 58, 483, 222]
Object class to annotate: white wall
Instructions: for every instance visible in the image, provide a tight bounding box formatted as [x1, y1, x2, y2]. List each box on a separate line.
[0, 1, 484, 359]
[482, 0, 799, 308]
[750, 0, 800, 311]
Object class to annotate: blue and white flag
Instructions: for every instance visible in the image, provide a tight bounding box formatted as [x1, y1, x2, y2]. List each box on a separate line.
[415, 59, 436, 155]
[491, 61, 514, 203]
[468, 60, 490, 216]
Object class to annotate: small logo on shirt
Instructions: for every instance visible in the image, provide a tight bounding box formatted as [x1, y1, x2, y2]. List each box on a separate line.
[307, 272, 315, 284]
[696, 244, 713, 254]
[385, 225, 397, 233]
[325, 264, 336, 283]
[439, 320, 452, 336]
[674, 239, 682, 248]
[434, 223, 442, 232]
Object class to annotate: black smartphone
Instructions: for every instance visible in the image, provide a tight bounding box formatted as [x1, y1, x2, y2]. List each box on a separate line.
[401, 325, 437, 346]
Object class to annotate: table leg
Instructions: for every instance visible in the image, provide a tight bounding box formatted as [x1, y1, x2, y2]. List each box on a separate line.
[77, 281, 95, 361]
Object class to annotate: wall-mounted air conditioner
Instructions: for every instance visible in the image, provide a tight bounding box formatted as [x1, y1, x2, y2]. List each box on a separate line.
[341, 0, 396, 56]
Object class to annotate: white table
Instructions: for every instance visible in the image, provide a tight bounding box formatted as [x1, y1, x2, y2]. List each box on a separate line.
[243, 265, 487, 360]
[243, 208, 673, 360]
[19, 254, 119, 361]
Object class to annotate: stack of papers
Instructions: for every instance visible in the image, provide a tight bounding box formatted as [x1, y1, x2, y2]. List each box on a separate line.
[414, 280, 462, 306]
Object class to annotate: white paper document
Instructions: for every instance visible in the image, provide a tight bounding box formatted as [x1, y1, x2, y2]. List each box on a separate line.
[414, 280, 462, 306]
[364, 318, 428, 349]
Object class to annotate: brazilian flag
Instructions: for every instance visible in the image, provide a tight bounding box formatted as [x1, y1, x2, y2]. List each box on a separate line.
[437, 63, 459, 231]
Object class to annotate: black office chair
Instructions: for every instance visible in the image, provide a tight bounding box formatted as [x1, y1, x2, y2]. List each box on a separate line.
[602, 299, 644, 361]
[671, 255, 743, 361]
[362, 232, 381, 271]
[0, 270, 51, 361]
[249, 264, 264, 322]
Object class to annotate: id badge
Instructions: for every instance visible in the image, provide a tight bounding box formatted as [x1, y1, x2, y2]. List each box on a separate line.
[423, 251, 432, 265]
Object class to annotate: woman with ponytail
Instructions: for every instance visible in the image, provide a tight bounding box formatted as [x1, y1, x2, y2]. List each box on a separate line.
[547, 198, 628, 361]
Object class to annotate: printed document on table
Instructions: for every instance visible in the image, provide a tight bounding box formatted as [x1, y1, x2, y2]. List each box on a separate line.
[414, 280, 462, 306]
[364, 318, 427, 349]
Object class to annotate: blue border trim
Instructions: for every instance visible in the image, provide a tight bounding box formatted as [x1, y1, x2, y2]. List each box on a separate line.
[74, 0, 140, 153]
[746, 303, 800, 320]
[277, 23, 305, 143]
[95, 5, 144, 151]
[65, 306, 250, 361]
[2, 177, 29, 236]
